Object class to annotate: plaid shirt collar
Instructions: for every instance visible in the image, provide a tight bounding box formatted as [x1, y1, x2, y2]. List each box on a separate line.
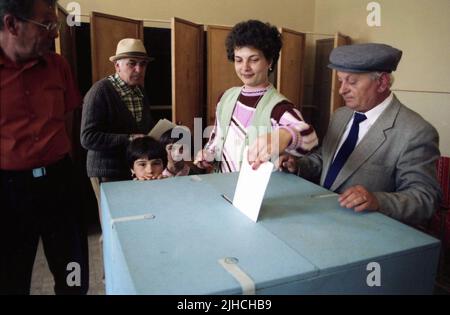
[108, 73, 144, 99]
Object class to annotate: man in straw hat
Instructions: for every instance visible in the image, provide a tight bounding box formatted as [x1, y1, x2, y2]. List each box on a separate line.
[81, 38, 154, 209]
[279, 43, 441, 225]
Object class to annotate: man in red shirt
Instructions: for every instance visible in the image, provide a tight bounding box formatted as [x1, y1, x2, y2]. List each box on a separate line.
[0, 0, 88, 294]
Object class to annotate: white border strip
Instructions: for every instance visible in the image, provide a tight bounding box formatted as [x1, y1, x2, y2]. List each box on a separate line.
[218, 258, 255, 295]
[111, 213, 155, 224]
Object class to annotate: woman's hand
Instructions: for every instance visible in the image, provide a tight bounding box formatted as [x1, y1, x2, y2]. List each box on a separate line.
[248, 128, 292, 170]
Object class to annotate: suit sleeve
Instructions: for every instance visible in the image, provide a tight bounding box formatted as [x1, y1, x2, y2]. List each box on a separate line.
[295, 146, 324, 184]
[373, 123, 441, 225]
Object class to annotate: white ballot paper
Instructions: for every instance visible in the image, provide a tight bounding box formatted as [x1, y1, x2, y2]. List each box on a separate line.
[232, 147, 274, 222]
[148, 118, 176, 140]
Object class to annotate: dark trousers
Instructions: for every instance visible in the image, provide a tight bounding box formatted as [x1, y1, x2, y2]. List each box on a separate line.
[0, 156, 89, 294]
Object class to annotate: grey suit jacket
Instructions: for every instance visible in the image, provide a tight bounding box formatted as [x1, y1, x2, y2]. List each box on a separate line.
[298, 95, 441, 225]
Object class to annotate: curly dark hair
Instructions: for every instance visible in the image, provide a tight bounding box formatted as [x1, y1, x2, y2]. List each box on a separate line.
[0, 0, 57, 30]
[225, 20, 282, 73]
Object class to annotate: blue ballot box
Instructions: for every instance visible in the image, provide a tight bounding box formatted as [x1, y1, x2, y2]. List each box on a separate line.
[101, 172, 440, 294]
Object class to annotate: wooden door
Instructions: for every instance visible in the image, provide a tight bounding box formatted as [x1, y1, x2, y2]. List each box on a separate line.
[90, 11, 143, 83]
[171, 17, 204, 132]
[56, 5, 99, 221]
[55, 4, 77, 79]
[312, 38, 334, 141]
[330, 32, 351, 113]
[55, 4, 81, 160]
[206, 25, 241, 126]
[277, 28, 306, 109]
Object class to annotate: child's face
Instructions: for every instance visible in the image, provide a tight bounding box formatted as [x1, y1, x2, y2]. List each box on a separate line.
[166, 143, 184, 162]
[132, 158, 164, 180]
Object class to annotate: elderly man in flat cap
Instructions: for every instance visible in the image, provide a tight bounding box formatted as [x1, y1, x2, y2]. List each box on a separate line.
[81, 38, 154, 210]
[280, 43, 441, 225]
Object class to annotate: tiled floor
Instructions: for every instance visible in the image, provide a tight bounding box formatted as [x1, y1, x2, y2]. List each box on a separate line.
[30, 231, 105, 295]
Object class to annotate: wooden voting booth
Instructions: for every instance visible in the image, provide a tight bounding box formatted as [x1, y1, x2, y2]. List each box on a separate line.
[54, 5, 99, 225]
[277, 28, 306, 111]
[54, 6, 351, 224]
[206, 26, 307, 127]
[171, 18, 204, 132]
[312, 32, 352, 140]
[57, 10, 316, 133]
[56, 7, 352, 142]
[206, 25, 241, 126]
[90, 12, 144, 84]
[89, 14, 204, 133]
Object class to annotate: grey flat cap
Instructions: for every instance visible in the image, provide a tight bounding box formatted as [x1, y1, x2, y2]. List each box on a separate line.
[328, 43, 402, 73]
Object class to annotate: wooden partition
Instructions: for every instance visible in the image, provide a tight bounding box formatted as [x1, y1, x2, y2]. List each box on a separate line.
[55, 5, 77, 79]
[312, 38, 334, 141]
[171, 17, 204, 132]
[56, 5, 100, 227]
[330, 32, 352, 113]
[55, 4, 82, 161]
[311, 32, 352, 141]
[206, 26, 307, 125]
[206, 25, 241, 126]
[86, 12, 337, 142]
[90, 12, 143, 83]
[277, 28, 306, 109]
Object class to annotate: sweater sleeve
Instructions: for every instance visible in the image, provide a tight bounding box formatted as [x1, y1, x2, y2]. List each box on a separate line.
[202, 94, 225, 159]
[296, 147, 324, 184]
[80, 82, 129, 151]
[270, 101, 319, 155]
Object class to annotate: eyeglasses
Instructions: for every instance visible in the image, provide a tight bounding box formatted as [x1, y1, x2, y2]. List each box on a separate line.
[18, 17, 61, 32]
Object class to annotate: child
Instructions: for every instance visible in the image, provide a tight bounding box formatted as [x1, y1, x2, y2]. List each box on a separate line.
[126, 136, 168, 180]
[159, 128, 191, 176]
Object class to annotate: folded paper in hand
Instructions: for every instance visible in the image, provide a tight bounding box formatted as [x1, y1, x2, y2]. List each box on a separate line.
[148, 119, 176, 140]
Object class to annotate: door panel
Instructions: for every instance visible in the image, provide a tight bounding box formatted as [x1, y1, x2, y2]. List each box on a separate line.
[55, 4, 80, 161]
[171, 17, 204, 133]
[206, 25, 241, 126]
[55, 4, 77, 79]
[330, 32, 351, 113]
[90, 11, 143, 83]
[313, 38, 334, 140]
[277, 28, 306, 109]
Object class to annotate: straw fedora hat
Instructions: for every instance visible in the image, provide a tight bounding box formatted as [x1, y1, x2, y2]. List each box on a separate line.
[109, 38, 153, 62]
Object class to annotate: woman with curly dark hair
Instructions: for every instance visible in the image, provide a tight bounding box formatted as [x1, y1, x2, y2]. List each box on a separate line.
[194, 20, 318, 173]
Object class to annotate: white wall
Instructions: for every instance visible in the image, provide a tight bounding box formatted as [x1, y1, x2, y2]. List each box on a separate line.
[59, 0, 316, 30]
[314, 0, 450, 155]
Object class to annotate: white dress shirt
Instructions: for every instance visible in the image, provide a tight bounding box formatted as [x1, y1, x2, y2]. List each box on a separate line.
[333, 92, 393, 160]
